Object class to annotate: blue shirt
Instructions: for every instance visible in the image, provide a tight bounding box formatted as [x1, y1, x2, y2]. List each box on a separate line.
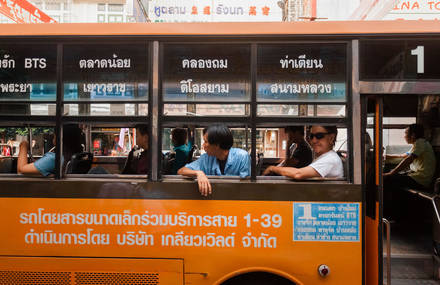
[172, 141, 192, 175]
[185, 148, 250, 178]
[34, 152, 56, 176]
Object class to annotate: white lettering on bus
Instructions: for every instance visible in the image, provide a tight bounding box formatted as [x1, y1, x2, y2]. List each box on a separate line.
[79, 54, 131, 69]
[279, 54, 323, 69]
[182, 59, 228, 69]
[180, 79, 229, 94]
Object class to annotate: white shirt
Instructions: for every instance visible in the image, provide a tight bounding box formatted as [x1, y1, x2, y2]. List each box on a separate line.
[309, 150, 344, 178]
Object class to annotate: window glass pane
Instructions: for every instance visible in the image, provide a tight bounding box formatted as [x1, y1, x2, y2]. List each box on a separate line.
[163, 104, 247, 116]
[257, 44, 347, 102]
[162, 44, 250, 102]
[97, 14, 105, 22]
[161, 127, 250, 175]
[31, 127, 55, 156]
[192, 128, 250, 155]
[0, 44, 57, 101]
[108, 4, 123, 12]
[255, 126, 348, 179]
[0, 127, 54, 157]
[361, 40, 440, 80]
[90, 127, 133, 174]
[97, 3, 106, 11]
[0, 103, 56, 115]
[63, 44, 148, 102]
[64, 103, 147, 116]
[383, 117, 416, 125]
[45, 2, 60, 10]
[257, 104, 345, 117]
[257, 105, 299, 116]
[92, 127, 134, 156]
[108, 15, 123, 22]
[316, 105, 345, 117]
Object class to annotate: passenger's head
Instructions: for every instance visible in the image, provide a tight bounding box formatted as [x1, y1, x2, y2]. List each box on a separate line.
[203, 124, 233, 155]
[171, 128, 187, 147]
[62, 124, 83, 155]
[285, 126, 305, 143]
[308, 125, 338, 157]
[135, 124, 149, 150]
[405, 124, 424, 144]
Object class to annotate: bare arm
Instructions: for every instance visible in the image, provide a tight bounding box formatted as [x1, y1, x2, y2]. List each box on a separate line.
[385, 153, 408, 159]
[384, 154, 415, 176]
[177, 167, 211, 196]
[17, 141, 40, 175]
[263, 165, 320, 179]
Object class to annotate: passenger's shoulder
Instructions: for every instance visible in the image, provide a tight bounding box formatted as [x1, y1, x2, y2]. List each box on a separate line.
[231, 148, 249, 157]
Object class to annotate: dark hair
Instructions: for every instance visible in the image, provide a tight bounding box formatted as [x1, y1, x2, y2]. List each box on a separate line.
[407, 124, 424, 139]
[62, 124, 84, 168]
[206, 124, 233, 150]
[309, 125, 338, 147]
[171, 128, 187, 147]
[285, 126, 304, 136]
[135, 124, 149, 136]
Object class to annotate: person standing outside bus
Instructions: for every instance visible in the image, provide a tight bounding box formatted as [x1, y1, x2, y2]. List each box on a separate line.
[178, 124, 250, 196]
[278, 126, 313, 168]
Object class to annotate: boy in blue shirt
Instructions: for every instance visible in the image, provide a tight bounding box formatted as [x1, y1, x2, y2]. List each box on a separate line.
[178, 124, 250, 196]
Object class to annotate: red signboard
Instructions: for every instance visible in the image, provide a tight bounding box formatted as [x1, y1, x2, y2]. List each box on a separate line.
[0, 0, 55, 23]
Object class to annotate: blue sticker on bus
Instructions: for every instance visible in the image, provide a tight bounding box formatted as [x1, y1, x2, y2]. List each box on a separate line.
[293, 202, 360, 242]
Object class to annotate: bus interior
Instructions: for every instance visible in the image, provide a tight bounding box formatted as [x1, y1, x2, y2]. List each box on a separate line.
[365, 93, 440, 282]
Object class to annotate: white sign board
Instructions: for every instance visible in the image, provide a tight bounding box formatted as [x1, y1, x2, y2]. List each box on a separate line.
[384, 0, 440, 20]
[148, 0, 283, 22]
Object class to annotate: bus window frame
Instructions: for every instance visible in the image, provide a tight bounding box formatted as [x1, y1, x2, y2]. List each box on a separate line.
[0, 36, 354, 184]
[157, 39, 353, 183]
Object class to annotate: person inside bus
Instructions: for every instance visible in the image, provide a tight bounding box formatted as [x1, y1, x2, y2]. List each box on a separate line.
[170, 128, 193, 175]
[278, 126, 313, 168]
[383, 124, 436, 217]
[177, 124, 250, 196]
[17, 124, 83, 176]
[122, 124, 150, 175]
[262, 125, 343, 179]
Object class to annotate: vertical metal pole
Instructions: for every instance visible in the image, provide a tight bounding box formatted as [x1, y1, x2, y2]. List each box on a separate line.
[55, 43, 63, 179]
[150, 41, 159, 181]
[383, 218, 391, 285]
[250, 44, 257, 180]
[352, 40, 362, 184]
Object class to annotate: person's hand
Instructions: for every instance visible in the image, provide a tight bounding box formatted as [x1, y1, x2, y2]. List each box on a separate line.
[196, 171, 211, 196]
[262, 166, 274, 176]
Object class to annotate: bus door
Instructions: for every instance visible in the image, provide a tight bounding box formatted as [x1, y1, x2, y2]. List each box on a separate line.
[361, 38, 440, 284]
[362, 95, 383, 285]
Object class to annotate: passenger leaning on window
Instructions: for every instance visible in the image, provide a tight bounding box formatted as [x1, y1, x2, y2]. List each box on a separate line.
[263, 125, 343, 179]
[17, 124, 83, 176]
[177, 124, 250, 196]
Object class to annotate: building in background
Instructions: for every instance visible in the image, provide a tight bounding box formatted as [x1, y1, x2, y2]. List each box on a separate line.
[0, 0, 135, 23]
[1, 1, 438, 26]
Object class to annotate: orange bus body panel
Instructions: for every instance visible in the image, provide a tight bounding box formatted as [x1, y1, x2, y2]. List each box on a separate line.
[0, 197, 362, 284]
[0, 20, 439, 37]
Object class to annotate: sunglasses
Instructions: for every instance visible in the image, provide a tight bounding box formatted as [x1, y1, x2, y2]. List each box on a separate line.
[308, 132, 329, 140]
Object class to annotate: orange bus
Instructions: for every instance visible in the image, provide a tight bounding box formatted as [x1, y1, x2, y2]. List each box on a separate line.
[0, 21, 439, 285]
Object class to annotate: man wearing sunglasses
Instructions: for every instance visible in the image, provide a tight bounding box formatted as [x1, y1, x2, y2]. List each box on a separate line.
[263, 125, 343, 179]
